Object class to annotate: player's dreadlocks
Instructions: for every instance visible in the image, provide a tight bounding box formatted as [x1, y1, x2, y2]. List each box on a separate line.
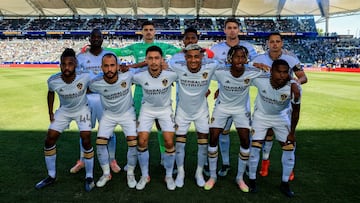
[227, 45, 249, 64]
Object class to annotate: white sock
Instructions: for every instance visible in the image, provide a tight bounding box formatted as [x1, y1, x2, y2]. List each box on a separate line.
[208, 146, 218, 179]
[249, 147, 261, 180]
[97, 144, 109, 166]
[164, 152, 175, 177]
[137, 148, 149, 177]
[44, 146, 56, 178]
[282, 150, 295, 182]
[83, 147, 94, 179]
[197, 144, 207, 168]
[236, 147, 250, 181]
[127, 146, 137, 168]
[219, 133, 230, 165]
[175, 142, 185, 169]
[108, 133, 117, 161]
[262, 141, 273, 160]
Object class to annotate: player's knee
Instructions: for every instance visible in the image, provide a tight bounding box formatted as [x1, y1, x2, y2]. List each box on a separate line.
[165, 146, 175, 155]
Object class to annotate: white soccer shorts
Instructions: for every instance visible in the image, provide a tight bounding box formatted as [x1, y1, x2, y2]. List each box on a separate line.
[137, 106, 175, 133]
[49, 105, 92, 133]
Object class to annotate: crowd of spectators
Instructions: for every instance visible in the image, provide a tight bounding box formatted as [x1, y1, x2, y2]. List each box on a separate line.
[0, 16, 359, 67]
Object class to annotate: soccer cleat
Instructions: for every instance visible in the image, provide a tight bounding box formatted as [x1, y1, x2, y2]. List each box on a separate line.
[204, 178, 216, 190]
[127, 174, 137, 188]
[236, 179, 249, 193]
[259, 159, 270, 177]
[280, 181, 294, 198]
[136, 176, 150, 190]
[289, 171, 295, 181]
[175, 171, 185, 188]
[110, 160, 121, 173]
[165, 176, 176, 191]
[85, 177, 95, 192]
[203, 164, 210, 177]
[249, 179, 257, 193]
[96, 174, 112, 187]
[217, 164, 230, 177]
[195, 172, 205, 187]
[70, 160, 85, 173]
[35, 176, 56, 189]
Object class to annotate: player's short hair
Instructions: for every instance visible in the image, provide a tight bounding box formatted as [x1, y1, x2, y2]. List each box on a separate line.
[102, 53, 118, 64]
[268, 32, 282, 40]
[61, 48, 76, 61]
[142, 20, 155, 28]
[184, 44, 205, 53]
[184, 27, 198, 37]
[90, 28, 102, 37]
[272, 59, 290, 71]
[146, 45, 163, 57]
[227, 45, 249, 63]
[224, 18, 240, 27]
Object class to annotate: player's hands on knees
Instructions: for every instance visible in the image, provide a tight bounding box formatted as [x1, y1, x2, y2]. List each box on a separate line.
[205, 89, 211, 97]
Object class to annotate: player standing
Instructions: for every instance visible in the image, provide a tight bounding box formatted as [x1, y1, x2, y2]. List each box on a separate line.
[71, 28, 121, 174]
[88, 53, 138, 188]
[248, 59, 301, 198]
[168, 44, 220, 188]
[107, 21, 180, 167]
[204, 45, 266, 191]
[252, 32, 307, 180]
[209, 18, 258, 176]
[35, 48, 95, 192]
[132, 46, 178, 191]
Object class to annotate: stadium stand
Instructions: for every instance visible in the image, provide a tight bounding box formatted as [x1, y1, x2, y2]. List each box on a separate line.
[0, 16, 359, 68]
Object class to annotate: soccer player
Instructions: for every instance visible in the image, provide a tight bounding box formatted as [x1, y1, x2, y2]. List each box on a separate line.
[209, 18, 259, 177]
[204, 45, 266, 192]
[132, 46, 178, 191]
[107, 21, 180, 167]
[71, 28, 121, 174]
[252, 32, 307, 180]
[248, 59, 301, 198]
[35, 48, 95, 192]
[88, 53, 138, 188]
[168, 44, 220, 188]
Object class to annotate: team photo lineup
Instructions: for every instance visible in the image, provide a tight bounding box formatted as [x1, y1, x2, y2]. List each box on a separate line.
[32, 18, 307, 198]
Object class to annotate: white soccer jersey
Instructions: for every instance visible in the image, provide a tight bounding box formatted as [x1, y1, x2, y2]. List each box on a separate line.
[251, 77, 294, 118]
[212, 65, 264, 114]
[132, 68, 178, 108]
[47, 72, 91, 112]
[168, 59, 220, 117]
[77, 49, 114, 76]
[210, 41, 258, 63]
[252, 51, 301, 76]
[89, 71, 134, 114]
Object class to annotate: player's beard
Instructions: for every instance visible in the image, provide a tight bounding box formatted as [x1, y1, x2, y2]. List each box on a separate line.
[62, 69, 75, 78]
[105, 71, 116, 79]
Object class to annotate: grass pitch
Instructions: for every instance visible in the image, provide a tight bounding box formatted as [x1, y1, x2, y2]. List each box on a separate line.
[0, 68, 359, 202]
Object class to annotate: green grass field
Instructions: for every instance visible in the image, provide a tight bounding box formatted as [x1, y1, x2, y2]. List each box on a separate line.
[0, 68, 359, 202]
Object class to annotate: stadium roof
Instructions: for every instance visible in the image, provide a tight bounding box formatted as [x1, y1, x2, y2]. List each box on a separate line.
[1, 0, 360, 18]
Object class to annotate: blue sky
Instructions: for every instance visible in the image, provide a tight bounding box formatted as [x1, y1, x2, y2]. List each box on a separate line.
[315, 14, 360, 37]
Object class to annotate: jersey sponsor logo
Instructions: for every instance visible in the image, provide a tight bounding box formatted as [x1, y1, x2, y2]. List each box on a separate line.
[162, 78, 168, 87]
[280, 94, 288, 101]
[77, 83, 83, 90]
[202, 72, 208, 79]
[121, 81, 127, 88]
